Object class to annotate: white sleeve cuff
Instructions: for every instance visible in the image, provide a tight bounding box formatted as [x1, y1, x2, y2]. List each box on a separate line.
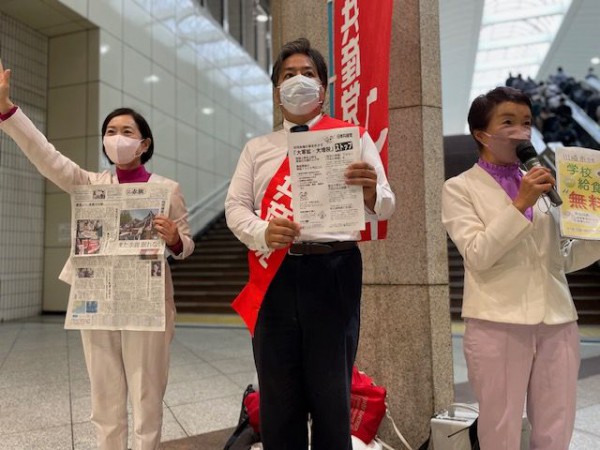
[253, 220, 270, 252]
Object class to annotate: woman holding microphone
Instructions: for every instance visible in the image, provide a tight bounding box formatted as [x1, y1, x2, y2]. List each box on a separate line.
[442, 86, 600, 450]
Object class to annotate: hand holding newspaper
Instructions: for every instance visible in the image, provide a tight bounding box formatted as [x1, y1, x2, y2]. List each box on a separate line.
[65, 183, 172, 331]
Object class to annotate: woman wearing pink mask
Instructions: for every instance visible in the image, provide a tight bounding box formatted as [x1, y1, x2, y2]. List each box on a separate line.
[0, 60, 194, 449]
[442, 86, 600, 449]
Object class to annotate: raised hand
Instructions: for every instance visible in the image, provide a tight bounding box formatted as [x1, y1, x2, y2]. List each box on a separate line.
[0, 58, 14, 114]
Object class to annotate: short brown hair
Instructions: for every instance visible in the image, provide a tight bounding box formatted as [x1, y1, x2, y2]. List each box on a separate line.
[271, 38, 328, 89]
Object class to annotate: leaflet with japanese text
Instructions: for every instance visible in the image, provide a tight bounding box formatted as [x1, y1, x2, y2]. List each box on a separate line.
[64, 183, 171, 331]
[557, 146, 600, 240]
[288, 127, 365, 233]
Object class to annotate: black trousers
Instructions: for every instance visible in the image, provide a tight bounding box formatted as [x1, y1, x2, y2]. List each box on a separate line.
[252, 246, 362, 450]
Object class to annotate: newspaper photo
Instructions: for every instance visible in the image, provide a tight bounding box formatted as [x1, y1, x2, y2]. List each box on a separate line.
[64, 255, 166, 331]
[65, 183, 173, 331]
[288, 127, 365, 233]
[70, 183, 171, 256]
[556, 146, 600, 240]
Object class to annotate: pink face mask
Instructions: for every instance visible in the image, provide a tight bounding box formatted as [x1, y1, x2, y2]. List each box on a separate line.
[482, 127, 531, 164]
[103, 135, 143, 165]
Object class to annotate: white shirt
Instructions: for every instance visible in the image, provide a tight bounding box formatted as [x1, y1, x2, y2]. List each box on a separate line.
[225, 114, 395, 252]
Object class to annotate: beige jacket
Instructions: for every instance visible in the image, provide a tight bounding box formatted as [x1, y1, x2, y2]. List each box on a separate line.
[0, 108, 194, 303]
[442, 163, 600, 325]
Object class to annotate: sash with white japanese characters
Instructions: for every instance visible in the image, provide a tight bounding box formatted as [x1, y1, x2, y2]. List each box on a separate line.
[233, 115, 364, 334]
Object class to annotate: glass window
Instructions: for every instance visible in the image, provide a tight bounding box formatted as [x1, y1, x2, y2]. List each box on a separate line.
[228, 0, 243, 43]
[198, 0, 271, 74]
[469, 0, 572, 100]
[205, 0, 224, 25]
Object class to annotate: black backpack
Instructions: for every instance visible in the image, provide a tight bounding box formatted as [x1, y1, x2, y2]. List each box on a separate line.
[223, 385, 261, 450]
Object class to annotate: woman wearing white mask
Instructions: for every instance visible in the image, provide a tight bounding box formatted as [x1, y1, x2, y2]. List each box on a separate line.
[0, 60, 194, 450]
[225, 38, 395, 450]
[442, 86, 600, 450]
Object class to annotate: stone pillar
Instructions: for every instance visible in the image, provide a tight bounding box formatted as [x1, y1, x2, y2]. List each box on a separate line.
[271, 0, 453, 447]
[270, 1, 329, 127]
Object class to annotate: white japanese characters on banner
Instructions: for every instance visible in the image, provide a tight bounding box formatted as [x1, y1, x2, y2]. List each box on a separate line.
[339, 0, 361, 125]
[331, 0, 393, 240]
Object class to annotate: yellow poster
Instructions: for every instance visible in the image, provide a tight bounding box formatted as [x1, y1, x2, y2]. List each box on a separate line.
[556, 146, 600, 240]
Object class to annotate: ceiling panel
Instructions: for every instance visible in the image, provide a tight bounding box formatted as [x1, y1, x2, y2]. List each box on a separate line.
[537, 0, 600, 81]
[0, 0, 93, 36]
[440, 0, 600, 135]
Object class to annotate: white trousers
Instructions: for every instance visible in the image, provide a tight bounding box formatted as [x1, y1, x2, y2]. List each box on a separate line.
[464, 319, 580, 450]
[81, 303, 175, 450]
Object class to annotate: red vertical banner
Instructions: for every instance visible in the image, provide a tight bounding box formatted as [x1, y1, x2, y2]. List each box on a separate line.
[330, 0, 393, 240]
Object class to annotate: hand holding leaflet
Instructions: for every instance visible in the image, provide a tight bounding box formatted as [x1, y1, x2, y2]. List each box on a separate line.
[288, 126, 365, 234]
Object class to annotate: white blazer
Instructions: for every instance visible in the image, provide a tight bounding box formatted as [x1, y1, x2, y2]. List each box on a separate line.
[0, 108, 194, 303]
[442, 163, 600, 325]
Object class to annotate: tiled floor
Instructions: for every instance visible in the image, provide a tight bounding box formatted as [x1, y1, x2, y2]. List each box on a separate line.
[0, 316, 255, 450]
[0, 316, 599, 449]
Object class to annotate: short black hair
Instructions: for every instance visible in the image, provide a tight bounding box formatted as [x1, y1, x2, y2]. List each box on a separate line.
[467, 86, 532, 148]
[101, 107, 154, 164]
[271, 38, 328, 90]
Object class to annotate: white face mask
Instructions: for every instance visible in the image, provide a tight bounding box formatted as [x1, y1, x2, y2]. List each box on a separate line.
[103, 135, 143, 165]
[279, 74, 323, 116]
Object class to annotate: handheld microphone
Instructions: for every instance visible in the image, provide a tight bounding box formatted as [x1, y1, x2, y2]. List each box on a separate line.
[516, 141, 562, 206]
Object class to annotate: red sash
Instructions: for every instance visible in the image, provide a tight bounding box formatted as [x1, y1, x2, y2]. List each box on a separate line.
[233, 115, 365, 334]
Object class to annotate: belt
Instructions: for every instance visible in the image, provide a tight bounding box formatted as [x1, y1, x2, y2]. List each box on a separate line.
[287, 241, 357, 256]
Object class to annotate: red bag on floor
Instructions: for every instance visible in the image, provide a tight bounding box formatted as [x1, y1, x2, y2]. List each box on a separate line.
[350, 367, 387, 444]
[228, 367, 388, 447]
[223, 385, 260, 450]
[243, 390, 260, 433]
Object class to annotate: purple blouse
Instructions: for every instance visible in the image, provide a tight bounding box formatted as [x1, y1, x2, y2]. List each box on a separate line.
[477, 158, 533, 222]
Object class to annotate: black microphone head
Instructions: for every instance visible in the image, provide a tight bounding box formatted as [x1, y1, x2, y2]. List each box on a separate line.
[516, 141, 537, 163]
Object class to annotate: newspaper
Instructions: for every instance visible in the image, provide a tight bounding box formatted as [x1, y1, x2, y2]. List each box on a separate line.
[556, 146, 600, 240]
[288, 127, 365, 233]
[64, 183, 171, 331]
[70, 183, 169, 256]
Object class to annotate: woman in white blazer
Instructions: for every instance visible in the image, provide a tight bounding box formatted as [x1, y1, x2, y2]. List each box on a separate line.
[0, 60, 194, 450]
[442, 86, 600, 450]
